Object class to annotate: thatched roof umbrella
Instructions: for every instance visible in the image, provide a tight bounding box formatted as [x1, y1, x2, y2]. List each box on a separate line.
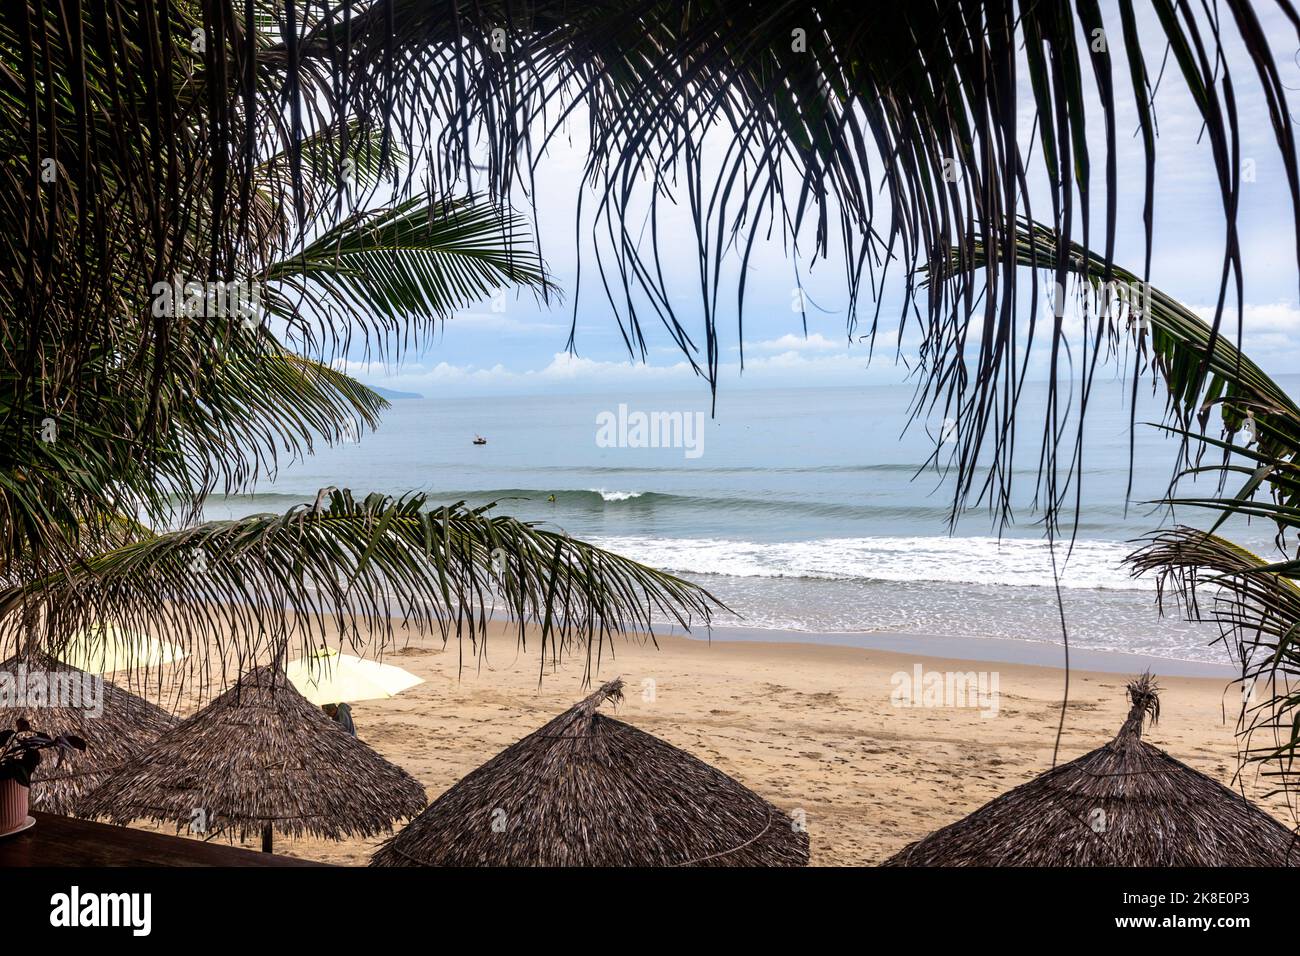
[0, 652, 177, 815]
[884, 674, 1299, 866]
[78, 663, 426, 852]
[371, 678, 808, 866]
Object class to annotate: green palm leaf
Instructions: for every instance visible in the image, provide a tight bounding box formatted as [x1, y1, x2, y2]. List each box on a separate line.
[1, 4, 715, 690]
[3, 490, 719, 683]
[1130, 529, 1300, 798]
[262, 197, 554, 351]
[960, 222, 1300, 532]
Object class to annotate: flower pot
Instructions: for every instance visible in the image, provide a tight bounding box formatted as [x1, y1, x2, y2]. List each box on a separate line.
[0, 778, 30, 832]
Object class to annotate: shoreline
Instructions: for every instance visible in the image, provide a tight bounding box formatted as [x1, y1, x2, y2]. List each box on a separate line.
[676, 623, 1239, 678]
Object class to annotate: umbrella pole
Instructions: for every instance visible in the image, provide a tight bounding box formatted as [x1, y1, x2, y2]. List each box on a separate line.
[261, 823, 273, 854]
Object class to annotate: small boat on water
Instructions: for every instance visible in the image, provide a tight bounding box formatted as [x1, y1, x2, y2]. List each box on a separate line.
[472, 435, 487, 445]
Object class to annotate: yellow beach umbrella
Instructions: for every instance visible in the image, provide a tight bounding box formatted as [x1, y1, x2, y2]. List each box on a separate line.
[285, 650, 423, 705]
[58, 624, 186, 674]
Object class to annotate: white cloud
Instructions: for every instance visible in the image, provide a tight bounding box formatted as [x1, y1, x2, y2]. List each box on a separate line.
[747, 332, 846, 352]
[361, 352, 700, 393]
[530, 351, 699, 383]
[443, 311, 562, 333]
[1190, 302, 1300, 336]
[1187, 303, 1300, 367]
[352, 347, 904, 396]
[739, 350, 868, 373]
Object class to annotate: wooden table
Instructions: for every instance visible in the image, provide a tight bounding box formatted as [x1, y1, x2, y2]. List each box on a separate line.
[0, 812, 327, 866]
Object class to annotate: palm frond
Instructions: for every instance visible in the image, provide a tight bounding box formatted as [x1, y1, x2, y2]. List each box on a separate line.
[253, 118, 397, 246]
[163, 342, 391, 498]
[1130, 528, 1300, 801]
[953, 222, 1300, 534]
[0, 3, 715, 686]
[262, 197, 554, 358]
[0, 490, 720, 686]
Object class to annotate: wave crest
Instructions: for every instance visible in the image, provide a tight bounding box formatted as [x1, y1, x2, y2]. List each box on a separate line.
[590, 535, 1146, 591]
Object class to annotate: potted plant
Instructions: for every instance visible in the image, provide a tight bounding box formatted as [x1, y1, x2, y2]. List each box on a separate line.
[0, 719, 85, 832]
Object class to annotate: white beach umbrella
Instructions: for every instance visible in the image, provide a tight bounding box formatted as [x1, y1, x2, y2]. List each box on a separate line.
[285, 649, 424, 705]
[58, 624, 186, 674]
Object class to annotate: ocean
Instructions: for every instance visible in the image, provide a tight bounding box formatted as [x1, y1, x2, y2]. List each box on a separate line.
[207, 377, 1296, 670]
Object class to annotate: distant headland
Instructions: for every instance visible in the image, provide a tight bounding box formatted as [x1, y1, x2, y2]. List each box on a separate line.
[368, 385, 424, 400]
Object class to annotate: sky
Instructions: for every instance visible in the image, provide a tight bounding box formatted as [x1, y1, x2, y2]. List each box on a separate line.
[342, 3, 1300, 399]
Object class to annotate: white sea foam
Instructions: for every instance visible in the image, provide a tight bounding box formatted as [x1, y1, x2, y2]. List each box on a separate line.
[589, 488, 646, 502]
[591, 534, 1148, 590]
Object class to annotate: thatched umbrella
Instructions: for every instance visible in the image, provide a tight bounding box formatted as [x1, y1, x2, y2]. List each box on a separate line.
[884, 674, 1299, 866]
[371, 678, 808, 866]
[0, 652, 177, 815]
[78, 663, 426, 852]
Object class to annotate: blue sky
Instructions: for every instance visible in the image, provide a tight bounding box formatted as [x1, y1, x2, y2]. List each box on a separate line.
[346, 3, 1300, 398]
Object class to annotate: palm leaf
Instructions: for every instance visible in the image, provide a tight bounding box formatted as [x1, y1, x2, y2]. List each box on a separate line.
[1, 489, 719, 685]
[262, 196, 555, 355]
[1130, 528, 1300, 799]
[955, 222, 1300, 531]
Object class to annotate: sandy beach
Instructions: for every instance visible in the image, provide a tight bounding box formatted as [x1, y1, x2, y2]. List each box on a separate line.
[114, 623, 1294, 866]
